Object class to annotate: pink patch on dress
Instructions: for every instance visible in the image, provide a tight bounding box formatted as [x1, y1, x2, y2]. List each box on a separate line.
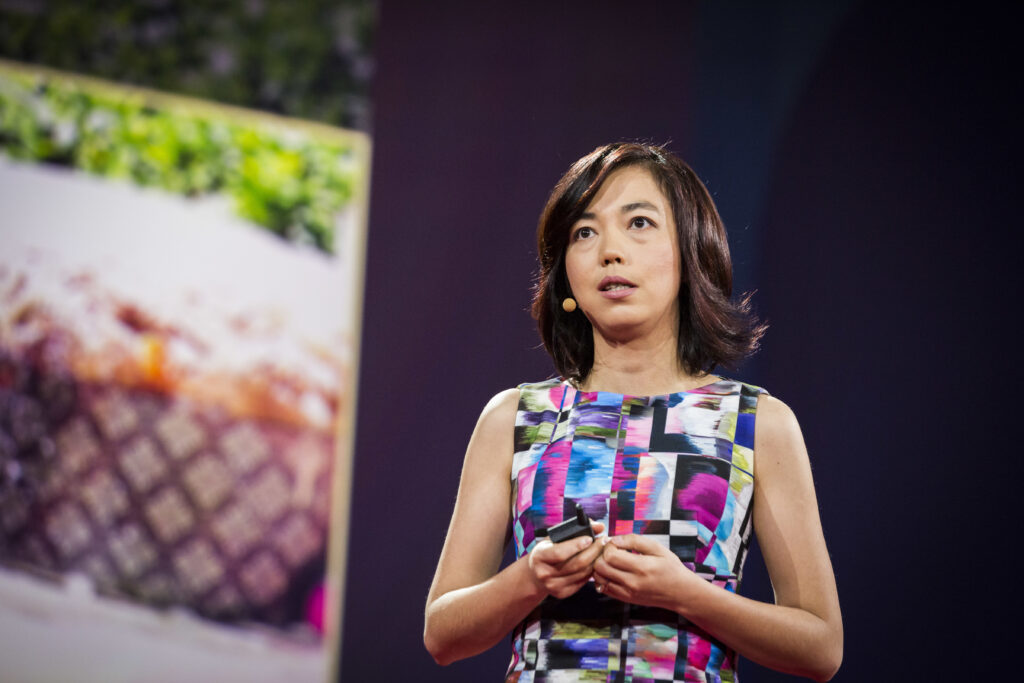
[675, 472, 727, 533]
[609, 456, 633, 533]
[539, 440, 572, 527]
[548, 383, 575, 411]
[517, 463, 537, 515]
[614, 519, 633, 536]
[635, 457, 668, 519]
[687, 631, 712, 671]
[624, 410, 652, 449]
[694, 535, 718, 565]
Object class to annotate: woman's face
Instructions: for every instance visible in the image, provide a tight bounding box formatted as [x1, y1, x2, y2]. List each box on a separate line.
[564, 165, 681, 343]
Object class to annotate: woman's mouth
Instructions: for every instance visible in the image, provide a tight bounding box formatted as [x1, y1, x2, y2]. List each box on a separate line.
[598, 276, 637, 298]
[598, 276, 636, 291]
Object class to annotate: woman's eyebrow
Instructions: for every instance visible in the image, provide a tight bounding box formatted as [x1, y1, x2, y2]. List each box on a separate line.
[578, 200, 662, 221]
[620, 201, 660, 214]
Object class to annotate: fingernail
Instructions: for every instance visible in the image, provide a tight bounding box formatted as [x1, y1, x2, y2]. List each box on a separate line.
[580, 537, 593, 549]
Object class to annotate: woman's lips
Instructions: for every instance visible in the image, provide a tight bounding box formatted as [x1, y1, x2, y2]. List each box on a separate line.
[598, 276, 637, 299]
[600, 285, 635, 299]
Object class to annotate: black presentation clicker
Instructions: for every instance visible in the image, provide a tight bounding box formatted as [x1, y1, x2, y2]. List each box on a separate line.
[544, 503, 594, 544]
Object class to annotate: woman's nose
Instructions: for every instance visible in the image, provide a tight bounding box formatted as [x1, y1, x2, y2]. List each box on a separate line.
[600, 233, 625, 266]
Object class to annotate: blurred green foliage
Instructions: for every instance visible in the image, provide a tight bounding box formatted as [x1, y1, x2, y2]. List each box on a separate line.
[0, 0, 374, 131]
[0, 67, 360, 253]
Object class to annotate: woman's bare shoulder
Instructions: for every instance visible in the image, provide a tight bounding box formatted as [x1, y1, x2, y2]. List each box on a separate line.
[754, 394, 810, 471]
[463, 388, 521, 468]
[755, 394, 799, 432]
[477, 387, 520, 428]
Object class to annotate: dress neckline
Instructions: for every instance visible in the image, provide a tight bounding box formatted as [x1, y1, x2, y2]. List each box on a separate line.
[562, 375, 731, 399]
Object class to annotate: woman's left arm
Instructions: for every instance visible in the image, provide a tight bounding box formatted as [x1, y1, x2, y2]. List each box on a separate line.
[592, 396, 843, 681]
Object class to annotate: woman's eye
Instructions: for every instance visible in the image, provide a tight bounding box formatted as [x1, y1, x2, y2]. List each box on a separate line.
[630, 217, 653, 229]
[573, 226, 594, 241]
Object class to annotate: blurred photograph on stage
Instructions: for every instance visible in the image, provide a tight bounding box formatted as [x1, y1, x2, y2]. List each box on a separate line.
[0, 3, 373, 678]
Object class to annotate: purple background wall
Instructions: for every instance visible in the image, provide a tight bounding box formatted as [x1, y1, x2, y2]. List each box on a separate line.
[343, 2, 1019, 681]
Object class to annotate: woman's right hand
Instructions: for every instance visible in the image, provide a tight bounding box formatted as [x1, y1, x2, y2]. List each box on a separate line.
[527, 521, 606, 599]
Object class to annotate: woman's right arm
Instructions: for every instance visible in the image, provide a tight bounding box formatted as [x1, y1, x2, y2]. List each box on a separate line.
[423, 388, 603, 665]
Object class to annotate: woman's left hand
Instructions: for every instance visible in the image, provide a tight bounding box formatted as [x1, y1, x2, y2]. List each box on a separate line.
[591, 534, 697, 611]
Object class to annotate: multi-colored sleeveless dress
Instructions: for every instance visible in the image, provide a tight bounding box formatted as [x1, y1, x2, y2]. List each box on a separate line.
[507, 377, 766, 683]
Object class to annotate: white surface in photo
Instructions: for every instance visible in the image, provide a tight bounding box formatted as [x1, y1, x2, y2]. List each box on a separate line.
[0, 567, 325, 683]
[0, 157, 358, 429]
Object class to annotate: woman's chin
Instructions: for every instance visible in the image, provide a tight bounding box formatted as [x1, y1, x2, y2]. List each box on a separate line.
[590, 318, 666, 343]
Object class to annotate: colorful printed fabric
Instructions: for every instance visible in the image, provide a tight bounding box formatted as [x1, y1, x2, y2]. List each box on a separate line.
[507, 378, 766, 683]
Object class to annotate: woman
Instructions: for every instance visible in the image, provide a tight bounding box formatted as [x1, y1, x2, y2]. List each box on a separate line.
[424, 142, 842, 682]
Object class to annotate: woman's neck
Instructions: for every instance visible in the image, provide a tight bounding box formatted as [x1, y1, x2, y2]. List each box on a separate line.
[579, 328, 714, 396]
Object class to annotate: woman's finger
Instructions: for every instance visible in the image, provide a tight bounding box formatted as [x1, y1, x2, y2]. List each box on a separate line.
[547, 567, 594, 598]
[561, 536, 605, 571]
[593, 551, 634, 587]
[534, 534, 595, 566]
[599, 541, 646, 572]
[596, 579, 628, 601]
[608, 533, 665, 556]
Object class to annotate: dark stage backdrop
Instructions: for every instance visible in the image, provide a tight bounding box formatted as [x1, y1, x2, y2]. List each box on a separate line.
[345, 2, 1019, 681]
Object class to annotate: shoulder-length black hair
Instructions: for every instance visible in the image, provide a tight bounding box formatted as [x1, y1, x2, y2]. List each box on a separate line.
[531, 142, 766, 383]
